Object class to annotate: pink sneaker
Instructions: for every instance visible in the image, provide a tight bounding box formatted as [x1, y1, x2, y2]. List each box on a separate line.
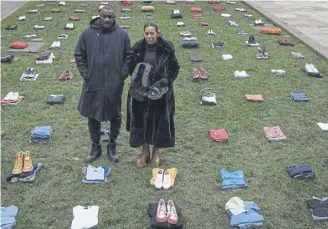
[193, 68, 200, 80]
[156, 199, 167, 222]
[167, 200, 178, 224]
[199, 67, 208, 80]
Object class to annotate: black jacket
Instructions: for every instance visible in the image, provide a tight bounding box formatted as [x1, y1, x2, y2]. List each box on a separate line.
[74, 18, 132, 122]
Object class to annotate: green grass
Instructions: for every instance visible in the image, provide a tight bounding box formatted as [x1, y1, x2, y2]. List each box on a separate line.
[1, 1, 328, 228]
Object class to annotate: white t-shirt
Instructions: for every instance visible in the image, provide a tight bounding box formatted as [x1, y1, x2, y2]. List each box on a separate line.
[71, 205, 99, 229]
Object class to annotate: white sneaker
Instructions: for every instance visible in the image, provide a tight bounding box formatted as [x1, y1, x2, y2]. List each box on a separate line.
[305, 63, 313, 74]
[162, 170, 171, 190]
[65, 23, 74, 29]
[221, 13, 231, 17]
[18, 16, 26, 21]
[222, 54, 233, 60]
[310, 64, 319, 74]
[235, 8, 246, 12]
[59, 1, 65, 5]
[34, 25, 45, 29]
[173, 9, 181, 14]
[229, 20, 238, 27]
[271, 69, 286, 76]
[180, 31, 191, 36]
[154, 169, 164, 189]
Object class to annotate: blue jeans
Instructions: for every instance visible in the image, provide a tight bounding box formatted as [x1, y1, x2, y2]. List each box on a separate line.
[1, 206, 18, 229]
[220, 169, 247, 189]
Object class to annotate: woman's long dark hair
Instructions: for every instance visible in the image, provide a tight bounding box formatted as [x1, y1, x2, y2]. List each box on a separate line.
[143, 22, 158, 32]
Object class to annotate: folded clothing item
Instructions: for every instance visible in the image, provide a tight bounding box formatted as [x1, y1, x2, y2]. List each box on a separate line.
[1, 92, 24, 106]
[36, 52, 55, 64]
[1, 54, 14, 63]
[252, 19, 264, 26]
[30, 125, 52, 141]
[182, 39, 199, 48]
[100, 128, 110, 142]
[290, 93, 308, 102]
[121, 7, 132, 12]
[200, 88, 216, 105]
[237, 31, 248, 35]
[58, 71, 73, 80]
[263, 126, 286, 142]
[141, 5, 154, 12]
[166, 0, 176, 3]
[208, 0, 219, 3]
[190, 7, 202, 12]
[213, 5, 225, 11]
[190, 55, 202, 62]
[234, 70, 249, 78]
[51, 8, 61, 12]
[200, 22, 209, 26]
[7, 163, 42, 183]
[260, 27, 281, 35]
[47, 95, 65, 104]
[20, 67, 38, 81]
[287, 163, 315, 179]
[221, 13, 231, 17]
[229, 20, 238, 27]
[36, 51, 52, 61]
[212, 42, 224, 48]
[226, 197, 264, 228]
[246, 94, 264, 102]
[69, 16, 80, 21]
[208, 129, 228, 142]
[307, 197, 328, 220]
[317, 122, 328, 131]
[10, 42, 28, 49]
[82, 165, 112, 183]
[177, 21, 185, 26]
[222, 54, 232, 60]
[220, 169, 247, 189]
[192, 13, 202, 18]
[121, 0, 132, 6]
[180, 31, 191, 36]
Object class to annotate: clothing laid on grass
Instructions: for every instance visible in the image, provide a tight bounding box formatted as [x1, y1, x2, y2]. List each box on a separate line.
[82, 165, 112, 183]
[127, 37, 180, 148]
[148, 202, 184, 228]
[150, 168, 178, 189]
[287, 163, 315, 179]
[30, 125, 52, 142]
[47, 95, 65, 104]
[1, 206, 18, 229]
[71, 205, 99, 229]
[290, 93, 308, 102]
[263, 126, 286, 142]
[208, 129, 228, 142]
[1, 92, 24, 106]
[307, 197, 328, 221]
[7, 163, 42, 183]
[220, 169, 247, 189]
[225, 197, 264, 228]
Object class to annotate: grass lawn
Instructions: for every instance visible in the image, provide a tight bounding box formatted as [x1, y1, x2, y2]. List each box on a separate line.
[1, 1, 328, 228]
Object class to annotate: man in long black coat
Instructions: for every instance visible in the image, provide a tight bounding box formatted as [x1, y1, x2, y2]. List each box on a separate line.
[74, 5, 132, 163]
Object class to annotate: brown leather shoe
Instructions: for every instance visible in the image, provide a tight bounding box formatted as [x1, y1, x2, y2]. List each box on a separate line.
[136, 145, 151, 168]
[151, 147, 160, 166]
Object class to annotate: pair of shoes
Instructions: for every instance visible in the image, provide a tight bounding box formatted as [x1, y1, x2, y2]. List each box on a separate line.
[12, 151, 33, 175]
[156, 199, 178, 224]
[206, 28, 215, 35]
[193, 67, 207, 80]
[58, 71, 73, 80]
[154, 169, 171, 189]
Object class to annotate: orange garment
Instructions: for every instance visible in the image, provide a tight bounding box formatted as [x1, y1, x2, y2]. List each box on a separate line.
[245, 94, 264, 102]
[260, 27, 281, 35]
[150, 168, 178, 188]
